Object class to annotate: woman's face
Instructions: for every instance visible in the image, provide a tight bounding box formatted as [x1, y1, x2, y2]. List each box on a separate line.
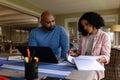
[81, 19, 96, 34]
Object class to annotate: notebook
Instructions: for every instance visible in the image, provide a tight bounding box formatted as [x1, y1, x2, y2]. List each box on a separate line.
[16, 46, 58, 63]
[0, 60, 3, 66]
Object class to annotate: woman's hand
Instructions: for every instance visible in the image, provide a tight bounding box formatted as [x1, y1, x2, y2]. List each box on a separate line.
[96, 57, 107, 64]
[68, 50, 79, 57]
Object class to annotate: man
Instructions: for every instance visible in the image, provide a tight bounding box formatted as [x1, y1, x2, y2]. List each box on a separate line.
[29, 11, 69, 60]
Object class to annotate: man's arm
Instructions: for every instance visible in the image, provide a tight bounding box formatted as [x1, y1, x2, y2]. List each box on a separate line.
[60, 27, 69, 59]
[28, 30, 37, 46]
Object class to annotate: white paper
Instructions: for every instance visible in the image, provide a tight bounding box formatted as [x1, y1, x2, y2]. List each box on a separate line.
[74, 56, 105, 70]
[67, 54, 75, 64]
[75, 56, 101, 60]
[67, 55, 105, 70]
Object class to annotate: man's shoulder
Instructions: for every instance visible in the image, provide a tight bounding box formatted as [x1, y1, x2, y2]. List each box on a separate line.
[55, 26, 66, 30]
[31, 27, 42, 32]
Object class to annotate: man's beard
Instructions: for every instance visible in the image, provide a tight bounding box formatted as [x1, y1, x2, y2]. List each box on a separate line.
[43, 26, 55, 31]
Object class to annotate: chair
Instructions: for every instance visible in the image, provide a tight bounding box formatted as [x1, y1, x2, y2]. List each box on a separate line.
[103, 48, 120, 80]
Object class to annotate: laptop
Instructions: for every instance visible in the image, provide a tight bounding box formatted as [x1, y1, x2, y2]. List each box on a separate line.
[16, 46, 58, 63]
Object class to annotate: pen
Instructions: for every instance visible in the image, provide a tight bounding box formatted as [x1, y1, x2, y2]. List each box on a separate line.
[31, 49, 35, 62]
[25, 57, 29, 63]
[27, 48, 30, 62]
[34, 57, 39, 62]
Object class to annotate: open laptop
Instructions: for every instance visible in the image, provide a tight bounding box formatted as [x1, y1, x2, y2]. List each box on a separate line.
[16, 46, 58, 63]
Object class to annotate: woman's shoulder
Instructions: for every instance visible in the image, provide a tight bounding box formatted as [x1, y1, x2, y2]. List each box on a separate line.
[98, 29, 110, 39]
[101, 29, 109, 36]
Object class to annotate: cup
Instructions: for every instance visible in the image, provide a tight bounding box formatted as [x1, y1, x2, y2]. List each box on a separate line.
[25, 62, 38, 80]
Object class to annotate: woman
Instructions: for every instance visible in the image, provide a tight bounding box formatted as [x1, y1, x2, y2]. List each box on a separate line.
[68, 12, 111, 80]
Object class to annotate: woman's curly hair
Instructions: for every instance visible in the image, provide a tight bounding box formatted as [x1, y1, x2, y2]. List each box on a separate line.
[78, 12, 105, 36]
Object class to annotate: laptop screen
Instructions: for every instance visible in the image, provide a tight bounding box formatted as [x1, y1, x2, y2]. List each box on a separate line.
[17, 46, 58, 63]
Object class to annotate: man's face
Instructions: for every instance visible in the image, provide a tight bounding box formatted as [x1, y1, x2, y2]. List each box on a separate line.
[41, 14, 55, 31]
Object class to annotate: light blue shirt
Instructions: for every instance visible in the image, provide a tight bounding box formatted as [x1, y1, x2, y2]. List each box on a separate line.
[28, 26, 69, 59]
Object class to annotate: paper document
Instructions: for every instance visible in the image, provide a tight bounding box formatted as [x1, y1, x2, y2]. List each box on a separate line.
[67, 54, 75, 64]
[67, 55, 105, 70]
[75, 56, 101, 60]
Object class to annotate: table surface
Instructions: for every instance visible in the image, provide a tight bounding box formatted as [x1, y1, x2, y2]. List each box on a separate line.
[0, 69, 96, 80]
[0, 57, 97, 80]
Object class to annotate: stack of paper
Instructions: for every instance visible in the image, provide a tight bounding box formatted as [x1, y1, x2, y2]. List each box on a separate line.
[67, 55, 105, 70]
[7, 55, 24, 60]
